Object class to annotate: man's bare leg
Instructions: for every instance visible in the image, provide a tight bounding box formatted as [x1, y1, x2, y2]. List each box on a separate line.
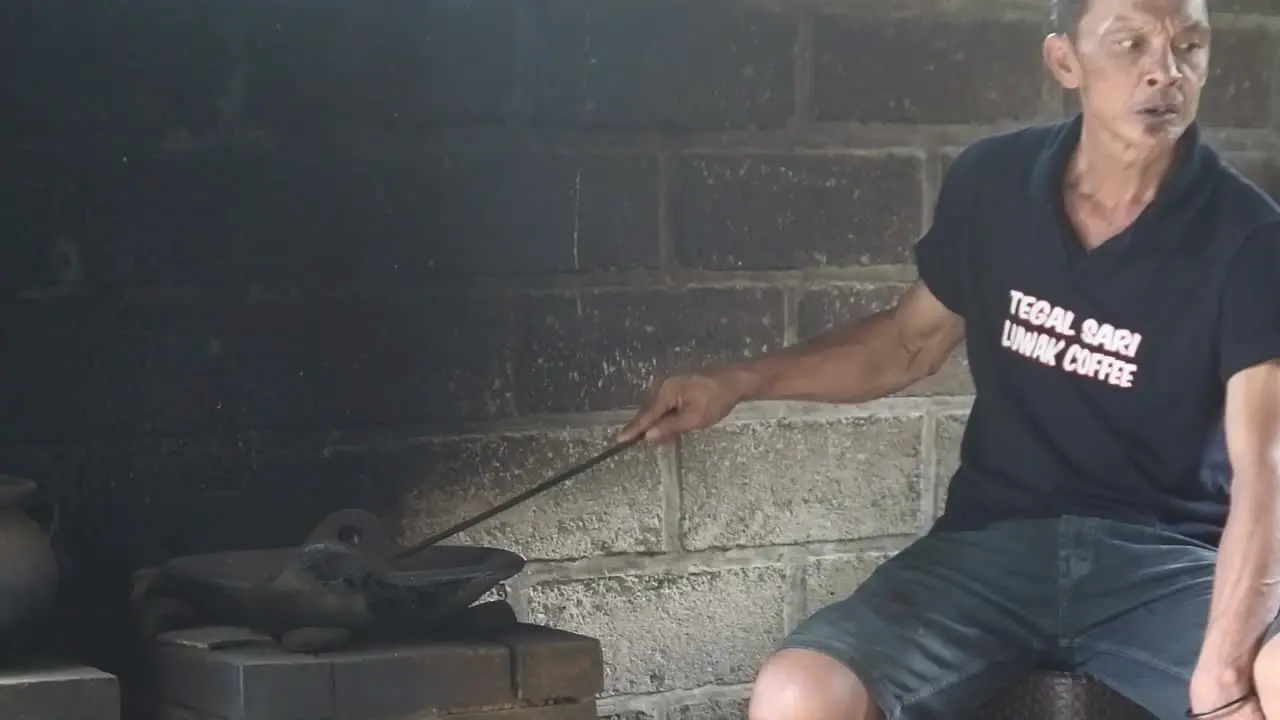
[1252, 633, 1280, 715]
[748, 649, 882, 720]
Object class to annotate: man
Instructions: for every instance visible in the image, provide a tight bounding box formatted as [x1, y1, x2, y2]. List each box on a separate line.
[619, 0, 1280, 717]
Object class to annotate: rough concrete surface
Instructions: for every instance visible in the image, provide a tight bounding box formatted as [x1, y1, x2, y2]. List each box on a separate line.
[397, 428, 667, 560]
[521, 566, 789, 695]
[668, 696, 750, 720]
[934, 412, 970, 514]
[804, 552, 895, 616]
[680, 416, 927, 550]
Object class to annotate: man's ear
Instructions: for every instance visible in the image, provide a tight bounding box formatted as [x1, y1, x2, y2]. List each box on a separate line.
[1043, 33, 1081, 90]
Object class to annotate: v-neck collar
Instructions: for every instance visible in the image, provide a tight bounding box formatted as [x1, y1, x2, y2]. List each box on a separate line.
[1028, 114, 1215, 274]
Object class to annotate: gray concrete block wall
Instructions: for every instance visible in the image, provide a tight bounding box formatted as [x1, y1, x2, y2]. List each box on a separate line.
[0, 0, 1276, 704]
[385, 2, 1275, 715]
[403, 399, 969, 716]
[390, 4, 1274, 715]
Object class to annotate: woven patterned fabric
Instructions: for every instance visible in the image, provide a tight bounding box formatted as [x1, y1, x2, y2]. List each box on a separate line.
[977, 672, 1158, 720]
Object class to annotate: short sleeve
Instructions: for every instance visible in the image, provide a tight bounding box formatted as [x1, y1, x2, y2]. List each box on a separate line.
[1219, 221, 1280, 382]
[914, 152, 975, 318]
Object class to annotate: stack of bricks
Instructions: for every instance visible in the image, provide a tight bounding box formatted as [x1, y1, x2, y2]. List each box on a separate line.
[145, 621, 603, 720]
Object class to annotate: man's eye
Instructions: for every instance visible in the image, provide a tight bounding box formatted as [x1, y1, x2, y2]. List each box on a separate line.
[1119, 37, 1143, 50]
[1178, 41, 1205, 52]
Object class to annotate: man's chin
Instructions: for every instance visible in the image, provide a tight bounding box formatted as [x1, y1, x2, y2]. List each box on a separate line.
[1130, 112, 1191, 143]
[1098, 117, 1187, 151]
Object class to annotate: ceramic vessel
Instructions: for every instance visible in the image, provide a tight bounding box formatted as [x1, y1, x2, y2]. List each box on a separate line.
[0, 475, 58, 643]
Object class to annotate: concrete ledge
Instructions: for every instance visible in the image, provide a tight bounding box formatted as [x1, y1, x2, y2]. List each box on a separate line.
[0, 663, 120, 720]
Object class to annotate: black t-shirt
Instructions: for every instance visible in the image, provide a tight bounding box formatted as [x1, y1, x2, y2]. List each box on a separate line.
[920, 114, 1280, 546]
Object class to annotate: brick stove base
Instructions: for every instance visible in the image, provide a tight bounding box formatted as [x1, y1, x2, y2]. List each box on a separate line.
[0, 663, 120, 720]
[142, 622, 604, 720]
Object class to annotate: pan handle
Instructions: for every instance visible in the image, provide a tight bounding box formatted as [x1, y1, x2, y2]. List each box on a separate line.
[306, 508, 397, 561]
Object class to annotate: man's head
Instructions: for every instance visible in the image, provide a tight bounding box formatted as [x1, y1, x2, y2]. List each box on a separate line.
[1044, 0, 1210, 148]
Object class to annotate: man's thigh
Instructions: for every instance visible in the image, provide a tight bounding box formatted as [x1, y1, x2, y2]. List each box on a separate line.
[778, 519, 1057, 720]
[1066, 517, 1280, 720]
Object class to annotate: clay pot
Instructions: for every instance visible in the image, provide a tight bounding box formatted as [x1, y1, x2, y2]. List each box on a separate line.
[0, 475, 58, 642]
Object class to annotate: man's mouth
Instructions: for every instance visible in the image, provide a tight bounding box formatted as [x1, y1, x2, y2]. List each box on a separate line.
[1137, 103, 1180, 120]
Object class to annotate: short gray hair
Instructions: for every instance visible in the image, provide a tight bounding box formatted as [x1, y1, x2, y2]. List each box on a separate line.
[1050, 0, 1089, 35]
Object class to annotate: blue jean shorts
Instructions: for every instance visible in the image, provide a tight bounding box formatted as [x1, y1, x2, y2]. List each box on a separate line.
[780, 516, 1280, 720]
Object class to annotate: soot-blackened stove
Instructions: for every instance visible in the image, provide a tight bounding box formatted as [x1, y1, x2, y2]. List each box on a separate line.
[131, 509, 602, 719]
[138, 601, 603, 720]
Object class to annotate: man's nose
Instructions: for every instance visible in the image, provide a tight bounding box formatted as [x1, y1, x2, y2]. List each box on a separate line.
[1144, 47, 1183, 87]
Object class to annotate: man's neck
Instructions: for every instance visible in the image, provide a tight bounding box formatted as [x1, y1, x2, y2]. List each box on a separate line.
[1067, 117, 1178, 209]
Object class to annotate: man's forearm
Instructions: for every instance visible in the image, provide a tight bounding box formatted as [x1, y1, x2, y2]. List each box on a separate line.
[1198, 472, 1280, 682]
[720, 310, 942, 405]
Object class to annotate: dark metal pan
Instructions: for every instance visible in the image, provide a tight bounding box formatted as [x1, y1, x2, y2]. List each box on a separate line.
[147, 433, 644, 636]
[152, 509, 525, 634]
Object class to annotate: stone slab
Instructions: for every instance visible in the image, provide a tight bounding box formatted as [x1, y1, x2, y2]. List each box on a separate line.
[493, 623, 605, 700]
[147, 623, 603, 720]
[0, 663, 120, 720]
[153, 698, 599, 720]
[329, 641, 515, 720]
[450, 702, 600, 720]
[150, 644, 331, 720]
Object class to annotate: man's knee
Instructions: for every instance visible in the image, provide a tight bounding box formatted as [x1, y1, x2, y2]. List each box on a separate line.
[748, 649, 882, 720]
[1254, 635, 1280, 712]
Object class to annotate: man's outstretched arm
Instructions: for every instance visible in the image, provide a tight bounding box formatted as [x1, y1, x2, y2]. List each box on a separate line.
[620, 281, 965, 443]
[1193, 223, 1280, 712]
[1194, 361, 1280, 692]
[727, 280, 965, 405]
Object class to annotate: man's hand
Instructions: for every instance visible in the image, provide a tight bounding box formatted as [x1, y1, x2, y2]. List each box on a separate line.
[618, 370, 749, 444]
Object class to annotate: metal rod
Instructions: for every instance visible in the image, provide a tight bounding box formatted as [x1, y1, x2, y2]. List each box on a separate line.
[391, 433, 645, 560]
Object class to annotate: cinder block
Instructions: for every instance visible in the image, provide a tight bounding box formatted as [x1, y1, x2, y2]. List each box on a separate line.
[513, 289, 786, 414]
[147, 623, 602, 719]
[669, 695, 749, 720]
[680, 416, 928, 550]
[521, 566, 789, 695]
[219, 296, 520, 426]
[414, 150, 661, 278]
[0, 664, 119, 720]
[530, 0, 796, 129]
[804, 552, 895, 615]
[243, 1, 518, 129]
[1199, 28, 1276, 129]
[935, 412, 969, 512]
[812, 16, 1046, 124]
[674, 154, 924, 270]
[0, 148, 83, 297]
[395, 427, 666, 560]
[3, 3, 230, 135]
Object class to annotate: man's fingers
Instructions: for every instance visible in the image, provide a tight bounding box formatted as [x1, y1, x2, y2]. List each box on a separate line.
[619, 396, 675, 442]
[644, 408, 701, 443]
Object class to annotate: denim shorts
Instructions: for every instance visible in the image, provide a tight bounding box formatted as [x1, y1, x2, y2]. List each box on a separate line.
[780, 515, 1280, 720]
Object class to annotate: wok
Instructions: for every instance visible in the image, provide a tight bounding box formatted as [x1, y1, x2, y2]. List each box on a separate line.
[145, 433, 643, 636]
[150, 508, 525, 635]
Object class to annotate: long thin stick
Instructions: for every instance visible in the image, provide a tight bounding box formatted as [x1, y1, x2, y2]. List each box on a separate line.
[390, 433, 645, 560]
